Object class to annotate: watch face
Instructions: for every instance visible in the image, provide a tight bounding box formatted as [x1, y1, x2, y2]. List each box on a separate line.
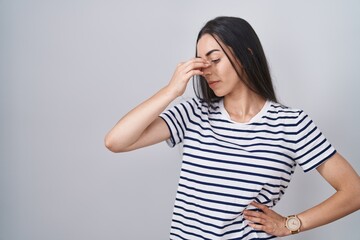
[287, 217, 301, 231]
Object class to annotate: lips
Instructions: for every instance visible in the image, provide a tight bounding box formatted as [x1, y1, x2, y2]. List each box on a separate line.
[208, 80, 220, 88]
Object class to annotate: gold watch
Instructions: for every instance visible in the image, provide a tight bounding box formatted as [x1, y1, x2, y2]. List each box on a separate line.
[285, 215, 302, 234]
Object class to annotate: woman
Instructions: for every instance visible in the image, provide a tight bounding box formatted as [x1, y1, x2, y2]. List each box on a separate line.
[105, 17, 360, 239]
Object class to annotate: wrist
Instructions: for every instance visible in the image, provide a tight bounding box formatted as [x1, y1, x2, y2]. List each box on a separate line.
[285, 215, 302, 235]
[162, 85, 181, 99]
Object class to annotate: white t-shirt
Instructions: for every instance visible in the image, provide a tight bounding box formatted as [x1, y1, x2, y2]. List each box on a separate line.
[160, 97, 336, 240]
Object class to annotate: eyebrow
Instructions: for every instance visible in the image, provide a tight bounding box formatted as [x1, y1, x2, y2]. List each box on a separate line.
[197, 49, 221, 58]
[205, 49, 220, 57]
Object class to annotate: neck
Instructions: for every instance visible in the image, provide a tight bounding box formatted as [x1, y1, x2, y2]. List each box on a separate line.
[223, 89, 266, 123]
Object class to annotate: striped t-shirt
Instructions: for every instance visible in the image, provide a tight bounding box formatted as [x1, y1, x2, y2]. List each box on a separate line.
[160, 97, 336, 240]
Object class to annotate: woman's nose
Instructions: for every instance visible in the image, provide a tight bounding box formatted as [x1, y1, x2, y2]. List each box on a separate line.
[202, 64, 212, 76]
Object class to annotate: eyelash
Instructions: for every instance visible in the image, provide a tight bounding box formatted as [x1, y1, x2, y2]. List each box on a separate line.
[211, 59, 220, 64]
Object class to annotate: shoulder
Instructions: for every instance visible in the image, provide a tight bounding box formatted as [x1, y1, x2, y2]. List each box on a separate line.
[264, 101, 309, 125]
[267, 101, 304, 116]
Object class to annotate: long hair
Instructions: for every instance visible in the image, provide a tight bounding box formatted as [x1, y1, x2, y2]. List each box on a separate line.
[193, 16, 277, 105]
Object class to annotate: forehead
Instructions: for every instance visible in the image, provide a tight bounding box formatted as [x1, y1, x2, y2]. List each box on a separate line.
[197, 34, 223, 58]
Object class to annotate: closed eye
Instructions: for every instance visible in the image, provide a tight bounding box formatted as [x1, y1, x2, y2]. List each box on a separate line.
[211, 58, 220, 64]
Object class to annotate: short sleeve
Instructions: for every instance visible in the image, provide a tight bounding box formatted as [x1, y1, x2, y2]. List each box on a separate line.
[159, 98, 194, 148]
[293, 110, 336, 172]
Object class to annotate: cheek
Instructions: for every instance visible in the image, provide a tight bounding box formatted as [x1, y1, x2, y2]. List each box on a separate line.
[217, 56, 233, 72]
[220, 61, 240, 81]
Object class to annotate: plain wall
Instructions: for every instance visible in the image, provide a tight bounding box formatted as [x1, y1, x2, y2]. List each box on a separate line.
[1, 0, 359, 239]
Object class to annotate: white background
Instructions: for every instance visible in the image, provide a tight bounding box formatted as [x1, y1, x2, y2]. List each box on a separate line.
[1, 0, 359, 239]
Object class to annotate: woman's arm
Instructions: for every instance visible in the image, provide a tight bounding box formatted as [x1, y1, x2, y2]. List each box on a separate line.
[297, 153, 360, 231]
[243, 153, 360, 237]
[104, 87, 175, 152]
[104, 58, 209, 152]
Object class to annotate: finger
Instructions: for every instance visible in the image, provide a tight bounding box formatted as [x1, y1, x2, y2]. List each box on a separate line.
[182, 58, 210, 69]
[249, 223, 278, 236]
[191, 57, 209, 63]
[250, 201, 270, 213]
[183, 62, 210, 74]
[185, 69, 203, 78]
[244, 215, 266, 225]
[243, 209, 262, 217]
[248, 222, 265, 231]
[245, 209, 267, 218]
[176, 59, 202, 69]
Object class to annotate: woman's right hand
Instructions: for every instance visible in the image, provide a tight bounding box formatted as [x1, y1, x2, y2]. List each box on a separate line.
[105, 58, 210, 153]
[166, 58, 210, 97]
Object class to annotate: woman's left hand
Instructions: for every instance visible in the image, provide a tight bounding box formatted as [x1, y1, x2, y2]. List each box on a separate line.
[243, 201, 290, 237]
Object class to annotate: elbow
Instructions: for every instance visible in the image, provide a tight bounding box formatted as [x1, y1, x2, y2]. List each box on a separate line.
[104, 134, 124, 153]
[344, 176, 360, 211]
[355, 178, 360, 210]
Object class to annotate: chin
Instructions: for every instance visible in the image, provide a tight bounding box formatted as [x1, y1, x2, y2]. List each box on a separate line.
[213, 90, 226, 98]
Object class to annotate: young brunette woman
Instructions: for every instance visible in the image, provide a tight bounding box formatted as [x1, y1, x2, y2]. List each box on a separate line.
[105, 17, 360, 239]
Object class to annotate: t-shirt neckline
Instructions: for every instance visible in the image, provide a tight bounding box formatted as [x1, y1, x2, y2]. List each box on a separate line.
[219, 99, 271, 125]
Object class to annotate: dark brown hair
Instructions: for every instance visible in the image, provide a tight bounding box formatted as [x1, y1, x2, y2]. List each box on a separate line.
[193, 16, 277, 105]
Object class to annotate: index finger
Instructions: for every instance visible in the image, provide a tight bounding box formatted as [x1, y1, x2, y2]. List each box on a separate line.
[250, 201, 270, 213]
[181, 58, 210, 70]
[191, 57, 210, 63]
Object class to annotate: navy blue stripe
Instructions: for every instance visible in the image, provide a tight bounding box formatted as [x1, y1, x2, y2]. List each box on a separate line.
[185, 124, 305, 144]
[170, 232, 189, 240]
[195, 98, 220, 110]
[262, 115, 299, 121]
[258, 192, 273, 203]
[171, 106, 185, 138]
[182, 167, 288, 193]
[171, 225, 211, 240]
[179, 182, 255, 200]
[181, 168, 272, 186]
[295, 131, 321, 153]
[175, 197, 240, 215]
[175, 103, 189, 133]
[177, 190, 248, 208]
[159, 115, 176, 146]
[295, 121, 318, 146]
[172, 220, 218, 238]
[173, 212, 244, 230]
[186, 129, 296, 153]
[260, 187, 281, 197]
[266, 181, 287, 189]
[294, 138, 327, 160]
[303, 149, 336, 172]
[299, 144, 332, 167]
[192, 100, 221, 116]
[184, 144, 293, 171]
[172, 219, 249, 239]
[183, 153, 292, 177]
[174, 204, 239, 222]
[270, 104, 288, 109]
[237, 229, 275, 240]
[250, 113, 307, 127]
[173, 212, 221, 229]
[268, 109, 302, 114]
[208, 117, 233, 123]
[221, 226, 248, 239]
[162, 112, 182, 145]
[185, 136, 294, 162]
[180, 176, 260, 193]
